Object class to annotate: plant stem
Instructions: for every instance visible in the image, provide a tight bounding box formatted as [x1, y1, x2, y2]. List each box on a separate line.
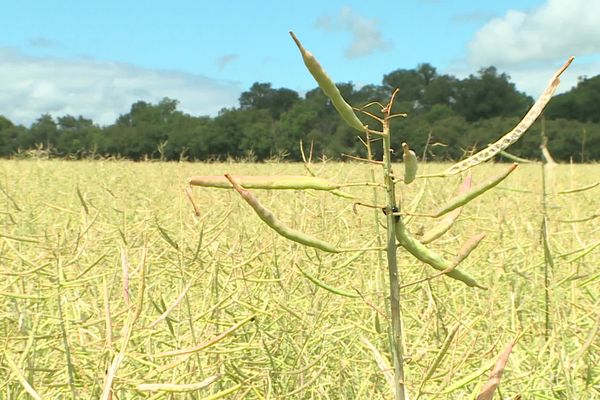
[541, 215, 553, 340]
[540, 121, 553, 341]
[56, 258, 77, 400]
[382, 97, 406, 400]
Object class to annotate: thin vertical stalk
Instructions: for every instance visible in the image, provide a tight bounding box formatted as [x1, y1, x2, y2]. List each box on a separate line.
[365, 132, 386, 333]
[540, 117, 553, 341]
[541, 216, 553, 340]
[581, 127, 586, 163]
[56, 259, 77, 399]
[381, 92, 406, 400]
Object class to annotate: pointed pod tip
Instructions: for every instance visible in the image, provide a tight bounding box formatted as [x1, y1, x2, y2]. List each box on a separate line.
[289, 31, 303, 51]
[224, 174, 242, 192]
[555, 56, 575, 79]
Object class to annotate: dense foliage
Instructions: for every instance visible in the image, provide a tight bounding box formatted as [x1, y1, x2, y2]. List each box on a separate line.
[1, 64, 599, 161]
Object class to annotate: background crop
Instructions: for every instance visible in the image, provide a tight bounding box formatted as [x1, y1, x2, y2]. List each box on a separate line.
[1, 160, 598, 399]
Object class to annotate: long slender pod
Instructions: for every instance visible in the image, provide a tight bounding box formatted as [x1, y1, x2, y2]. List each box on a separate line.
[416, 325, 460, 399]
[296, 265, 359, 298]
[452, 233, 486, 267]
[394, 217, 486, 289]
[225, 174, 340, 253]
[421, 174, 472, 243]
[433, 163, 518, 218]
[189, 175, 340, 190]
[558, 181, 600, 194]
[444, 56, 573, 175]
[290, 31, 366, 132]
[476, 335, 521, 400]
[498, 150, 537, 164]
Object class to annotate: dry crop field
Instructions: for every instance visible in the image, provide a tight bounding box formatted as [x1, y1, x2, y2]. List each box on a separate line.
[0, 159, 598, 399]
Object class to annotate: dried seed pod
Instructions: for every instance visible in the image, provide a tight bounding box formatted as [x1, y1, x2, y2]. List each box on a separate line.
[452, 233, 486, 267]
[445, 56, 573, 175]
[290, 32, 366, 132]
[189, 175, 340, 191]
[402, 142, 418, 184]
[225, 174, 340, 253]
[476, 335, 520, 400]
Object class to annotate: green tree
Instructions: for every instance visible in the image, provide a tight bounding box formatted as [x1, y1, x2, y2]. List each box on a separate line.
[164, 115, 212, 160]
[0, 116, 26, 156]
[209, 108, 276, 160]
[109, 98, 181, 159]
[383, 68, 423, 104]
[24, 114, 58, 150]
[420, 74, 458, 109]
[239, 82, 300, 119]
[453, 67, 532, 121]
[545, 75, 600, 123]
[352, 84, 389, 106]
[56, 115, 102, 156]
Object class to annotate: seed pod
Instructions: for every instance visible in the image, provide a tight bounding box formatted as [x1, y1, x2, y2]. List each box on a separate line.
[394, 217, 486, 289]
[290, 32, 366, 132]
[452, 233, 486, 267]
[297, 265, 359, 298]
[476, 335, 520, 400]
[433, 163, 518, 218]
[421, 174, 472, 244]
[402, 142, 418, 184]
[225, 174, 340, 253]
[558, 181, 600, 194]
[189, 175, 340, 191]
[444, 56, 573, 176]
[185, 187, 201, 216]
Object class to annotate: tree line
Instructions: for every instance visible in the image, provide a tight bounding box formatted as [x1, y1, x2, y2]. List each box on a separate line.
[1, 63, 599, 162]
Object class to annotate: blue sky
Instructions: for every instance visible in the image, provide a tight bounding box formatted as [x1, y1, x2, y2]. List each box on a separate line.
[1, 0, 599, 126]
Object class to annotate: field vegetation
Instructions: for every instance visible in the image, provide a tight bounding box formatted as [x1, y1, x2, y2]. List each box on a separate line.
[1, 159, 598, 399]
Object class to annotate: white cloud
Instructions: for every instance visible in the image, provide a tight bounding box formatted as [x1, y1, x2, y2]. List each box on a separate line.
[0, 48, 241, 126]
[463, 0, 600, 97]
[468, 0, 600, 66]
[315, 7, 392, 59]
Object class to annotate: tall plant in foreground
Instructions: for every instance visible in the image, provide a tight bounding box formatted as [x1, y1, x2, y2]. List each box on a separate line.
[188, 33, 573, 399]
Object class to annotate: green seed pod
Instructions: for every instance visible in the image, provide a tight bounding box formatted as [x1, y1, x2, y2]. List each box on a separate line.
[394, 217, 486, 289]
[225, 175, 340, 253]
[558, 181, 600, 194]
[297, 265, 358, 298]
[188, 175, 340, 191]
[433, 163, 518, 218]
[290, 32, 366, 132]
[402, 142, 418, 184]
